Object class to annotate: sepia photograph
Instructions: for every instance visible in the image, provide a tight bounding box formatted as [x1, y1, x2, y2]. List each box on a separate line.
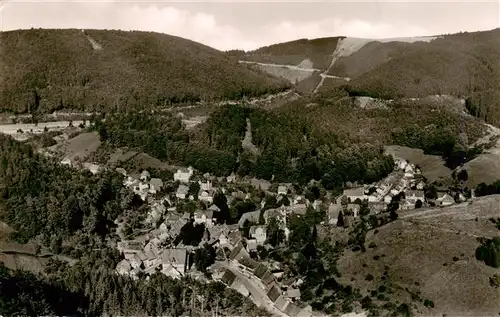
[0, 1, 499, 316]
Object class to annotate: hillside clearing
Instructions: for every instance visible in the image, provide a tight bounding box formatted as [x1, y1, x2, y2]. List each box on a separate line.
[384, 145, 452, 182]
[338, 196, 500, 316]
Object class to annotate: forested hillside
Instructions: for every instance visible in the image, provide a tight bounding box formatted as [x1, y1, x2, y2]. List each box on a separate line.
[0, 29, 290, 114]
[94, 105, 395, 189]
[235, 29, 500, 125]
[235, 37, 343, 69]
[340, 30, 500, 124]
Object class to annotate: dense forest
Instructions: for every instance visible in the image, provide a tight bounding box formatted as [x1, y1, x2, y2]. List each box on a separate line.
[0, 134, 136, 253]
[335, 30, 500, 125]
[277, 89, 484, 169]
[0, 29, 290, 114]
[94, 104, 395, 188]
[0, 134, 266, 316]
[0, 256, 266, 316]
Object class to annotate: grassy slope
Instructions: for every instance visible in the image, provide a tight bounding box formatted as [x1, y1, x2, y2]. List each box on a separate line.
[240, 37, 343, 69]
[337, 197, 500, 316]
[0, 29, 289, 114]
[336, 29, 500, 124]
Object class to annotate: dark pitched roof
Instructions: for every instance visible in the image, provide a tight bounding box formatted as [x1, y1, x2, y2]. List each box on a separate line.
[239, 255, 259, 271]
[267, 285, 282, 302]
[221, 269, 237, 286]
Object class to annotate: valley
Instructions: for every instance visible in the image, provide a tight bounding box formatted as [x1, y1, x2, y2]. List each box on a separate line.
[1, 26, 500, 317]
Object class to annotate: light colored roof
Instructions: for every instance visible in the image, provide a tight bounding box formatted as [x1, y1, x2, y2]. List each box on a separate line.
[195, 209, 214, 219]
[150, 178, 163, 187]
[405, 190, 425, 198]
[246, 239, 257, 251]
[249, 225, 265, 235]
[177, 184, 189, 195]
[287, 288, 301, 298]
[141, 170, 150, 177]
[343, 187, 365, 197]
[162, 248, 187, 266]
[208, 204, 221, 212]
[116, 259, 132, 272]
[328, 203, 342, 217]
[278, 185, 287, 193]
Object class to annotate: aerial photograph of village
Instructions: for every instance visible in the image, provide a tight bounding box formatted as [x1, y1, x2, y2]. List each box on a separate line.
[0, 1, 500, 317]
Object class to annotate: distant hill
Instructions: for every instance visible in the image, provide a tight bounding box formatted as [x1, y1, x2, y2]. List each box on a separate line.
[0, 29, 290, 114]
[237, 29, 500, 125]
[234, 37, 343, 70]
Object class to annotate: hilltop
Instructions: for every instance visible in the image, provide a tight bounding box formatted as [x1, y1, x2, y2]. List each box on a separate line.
[237, 29, 500, 125]
[0, 29, 289, 114]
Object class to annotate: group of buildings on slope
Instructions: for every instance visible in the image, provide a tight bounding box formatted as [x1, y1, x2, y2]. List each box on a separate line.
[61, 151, 465, 316]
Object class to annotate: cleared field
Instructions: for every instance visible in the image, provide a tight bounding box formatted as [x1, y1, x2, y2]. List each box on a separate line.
[463, 153, 500, 188]
[384, 145, 452, 182]
[338, 196, 500, 316]
[58, 132, 101, 162]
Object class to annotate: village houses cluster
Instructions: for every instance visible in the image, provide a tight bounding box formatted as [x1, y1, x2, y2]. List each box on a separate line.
[108, 156, 464, 316]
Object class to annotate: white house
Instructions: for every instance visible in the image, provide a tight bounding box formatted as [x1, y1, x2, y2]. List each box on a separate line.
[327, 203, 342, 225]
[405, 190, 425, 205]
[140, 170, 150, 182]
[198, 189, 215, 204]
[437, 193, 454, 206]
[416, 181, 426, 190]
[194, 209, 214, 227]
[384, 194, 393, 204]
[246, 239, 258, 252]
[176, 184, 189, 199]
[174, 167, 194, 183]
[60, 157, 72, 166]
[116, 259, 132, 276]
[226, 173, 236, 183]
[199, 180, 213, 191]
[277, 185, 288, 196]
[83, 162, 102, 175]
[396, 159, 408, 170]
[249, 225, 267, 245]
[149, 178, 164, 194]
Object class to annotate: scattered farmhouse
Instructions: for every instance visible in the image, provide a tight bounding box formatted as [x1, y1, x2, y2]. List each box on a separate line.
[437, 192, 455, 206]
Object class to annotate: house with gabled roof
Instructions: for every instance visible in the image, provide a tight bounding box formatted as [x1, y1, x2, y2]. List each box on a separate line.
[140, 170, 150, 182]
[161, 248, 188, 275]
[194, 209, 214, 227]
[117, 240, 144, 254]
[343, 187, 365, 203]
[198, 189, 215, 204]
[267, 284, 282, 303]
[149, 178, 163, 194]
[437, 192, 455, 206]
[174, 166, 194, 183]
[405, 190, 425, 205]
